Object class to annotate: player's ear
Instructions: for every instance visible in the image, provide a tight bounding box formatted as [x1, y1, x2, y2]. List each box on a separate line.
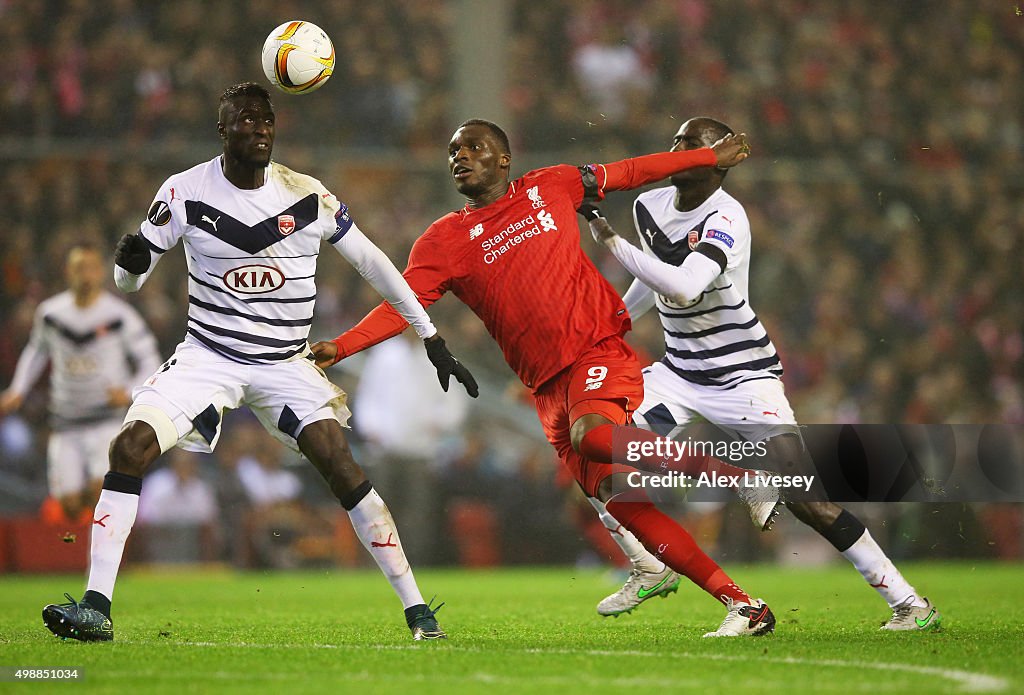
[499, 153, 511, 171]
[217, 120, 226, 140]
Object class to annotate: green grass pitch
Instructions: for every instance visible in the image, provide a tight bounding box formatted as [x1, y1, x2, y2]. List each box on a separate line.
[0, 563, 1021, 694]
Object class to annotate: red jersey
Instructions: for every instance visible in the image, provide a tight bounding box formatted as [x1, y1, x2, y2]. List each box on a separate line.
[334, 148, 719, 390]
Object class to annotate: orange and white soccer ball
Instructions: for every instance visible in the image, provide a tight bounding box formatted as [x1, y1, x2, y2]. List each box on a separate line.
[261, 21, 335, 95]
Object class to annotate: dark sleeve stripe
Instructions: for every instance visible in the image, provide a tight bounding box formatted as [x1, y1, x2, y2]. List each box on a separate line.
[187, 295, 312, 327]
[327, 225, 349, 245]
[665, 335, 773, 360]
[664, 316, 760, 339]
[188, 318, 309, 348]
[695, 241, 727, 273]
[577, 164, 600, 200]
[187, 327, 306, 363]
[139, 231, 168, 254]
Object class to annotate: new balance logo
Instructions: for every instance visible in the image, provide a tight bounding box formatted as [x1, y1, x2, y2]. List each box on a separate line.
[201, 214, 221, 231]
[93, 514, 110, 527]
[371, 533, 397, 548]
[469, 223, 484, 240]
[537, 209, 557, 232]
[584, 365, 607, 391]
[527, 185, 545, 209]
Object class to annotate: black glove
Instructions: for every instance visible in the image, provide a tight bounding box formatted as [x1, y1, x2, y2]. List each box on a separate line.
[424, 335, 479, 398]
[576, 202, 605, 220]
[114, 233, 152, 274]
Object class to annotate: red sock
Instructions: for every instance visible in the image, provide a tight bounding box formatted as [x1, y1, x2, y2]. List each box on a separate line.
[606, 493, 750, 606]
[579, 424, 748, 484]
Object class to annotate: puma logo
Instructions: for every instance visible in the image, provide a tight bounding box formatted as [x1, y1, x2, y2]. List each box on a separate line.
[201, 214, 221, 231]
[371, 533, 397, 548]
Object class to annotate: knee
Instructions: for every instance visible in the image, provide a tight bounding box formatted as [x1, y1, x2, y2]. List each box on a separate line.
[108, 422, 159, 477]
[299, 421, 364, 497]
[595, 472, 638, 504]
[765, 433, 808, 473]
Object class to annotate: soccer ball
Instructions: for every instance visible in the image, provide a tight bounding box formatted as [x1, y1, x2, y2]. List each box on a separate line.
[261, 21, 335, 95]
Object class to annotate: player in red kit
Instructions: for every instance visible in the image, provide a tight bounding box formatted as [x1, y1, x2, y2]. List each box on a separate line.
[313, 120, 776, 636]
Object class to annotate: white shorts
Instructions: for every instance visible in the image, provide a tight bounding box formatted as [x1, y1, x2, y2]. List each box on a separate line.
[47, 419, 122, 498]
[634, 361, 799, 443]
[129, 339, 351, 454]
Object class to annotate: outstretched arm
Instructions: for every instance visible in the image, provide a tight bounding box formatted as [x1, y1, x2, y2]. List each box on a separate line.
[579, 204, 723, 306]
[313, 230, 478, 396]
[331, 224, 437, 340]
[591, 133, 750, 195]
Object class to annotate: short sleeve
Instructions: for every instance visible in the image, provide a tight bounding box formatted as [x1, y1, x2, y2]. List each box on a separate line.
[139, 176, 187, 254]
[700, 208, 750, 271]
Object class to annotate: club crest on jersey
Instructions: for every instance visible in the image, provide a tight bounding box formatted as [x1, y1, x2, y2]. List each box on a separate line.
[469, 223, 484, 240]
[687, 229, 701, 250]
[527, 185, 546, 209]
[705, 229, 735, 248]
[278, 214, 296, 236]
[147, 200, 172, 226]
[223, 264, 285, 294]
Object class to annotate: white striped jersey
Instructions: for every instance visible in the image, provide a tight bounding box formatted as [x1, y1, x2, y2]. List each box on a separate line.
[9, 290, 161, 429]
[632, 186, 782, 389]
[138, 156, 354, 364]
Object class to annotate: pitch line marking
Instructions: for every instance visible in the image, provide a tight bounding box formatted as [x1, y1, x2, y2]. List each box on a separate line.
[151, 640, 1010, 693]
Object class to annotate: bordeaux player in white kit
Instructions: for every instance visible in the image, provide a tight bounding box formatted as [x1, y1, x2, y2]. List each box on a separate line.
[42, 82, 476, 643]
[581, 117, 940, 631]
[1, 244, 160, 522]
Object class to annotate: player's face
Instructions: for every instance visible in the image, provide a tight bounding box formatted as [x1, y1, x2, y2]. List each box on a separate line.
[669, 119, 716, 187]
[66, 248, 104, 296]
[448, 125, 510, 197]
[220, 97, 275, 168]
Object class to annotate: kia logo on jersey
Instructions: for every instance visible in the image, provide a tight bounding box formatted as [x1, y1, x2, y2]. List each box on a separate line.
[278, 214, 296, 236]
[223, 265, 285, 294]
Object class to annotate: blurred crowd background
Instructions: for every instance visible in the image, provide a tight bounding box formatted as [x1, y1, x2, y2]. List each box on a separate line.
[0, 0, 1021, 571]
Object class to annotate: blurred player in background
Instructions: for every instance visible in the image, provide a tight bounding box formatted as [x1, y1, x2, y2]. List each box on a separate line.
[41, 82, 476, 644]
[314, 119, 779, 637]
[581, 116, 941, 631]
[1, 243, 160, 523]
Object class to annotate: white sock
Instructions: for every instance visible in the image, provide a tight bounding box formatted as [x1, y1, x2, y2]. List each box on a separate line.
[348, 488, 425, 609]
[587, 497, 664, 573]
[86, 489, 139, 601]
[842, 529, 923, 608]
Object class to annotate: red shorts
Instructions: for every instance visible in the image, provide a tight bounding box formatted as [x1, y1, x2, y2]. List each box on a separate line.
[533, 335, 644, 497]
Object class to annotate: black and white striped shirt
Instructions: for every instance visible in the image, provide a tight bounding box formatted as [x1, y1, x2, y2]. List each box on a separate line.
[632, 186, 782, 389]
[8, 291, 160, 429]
